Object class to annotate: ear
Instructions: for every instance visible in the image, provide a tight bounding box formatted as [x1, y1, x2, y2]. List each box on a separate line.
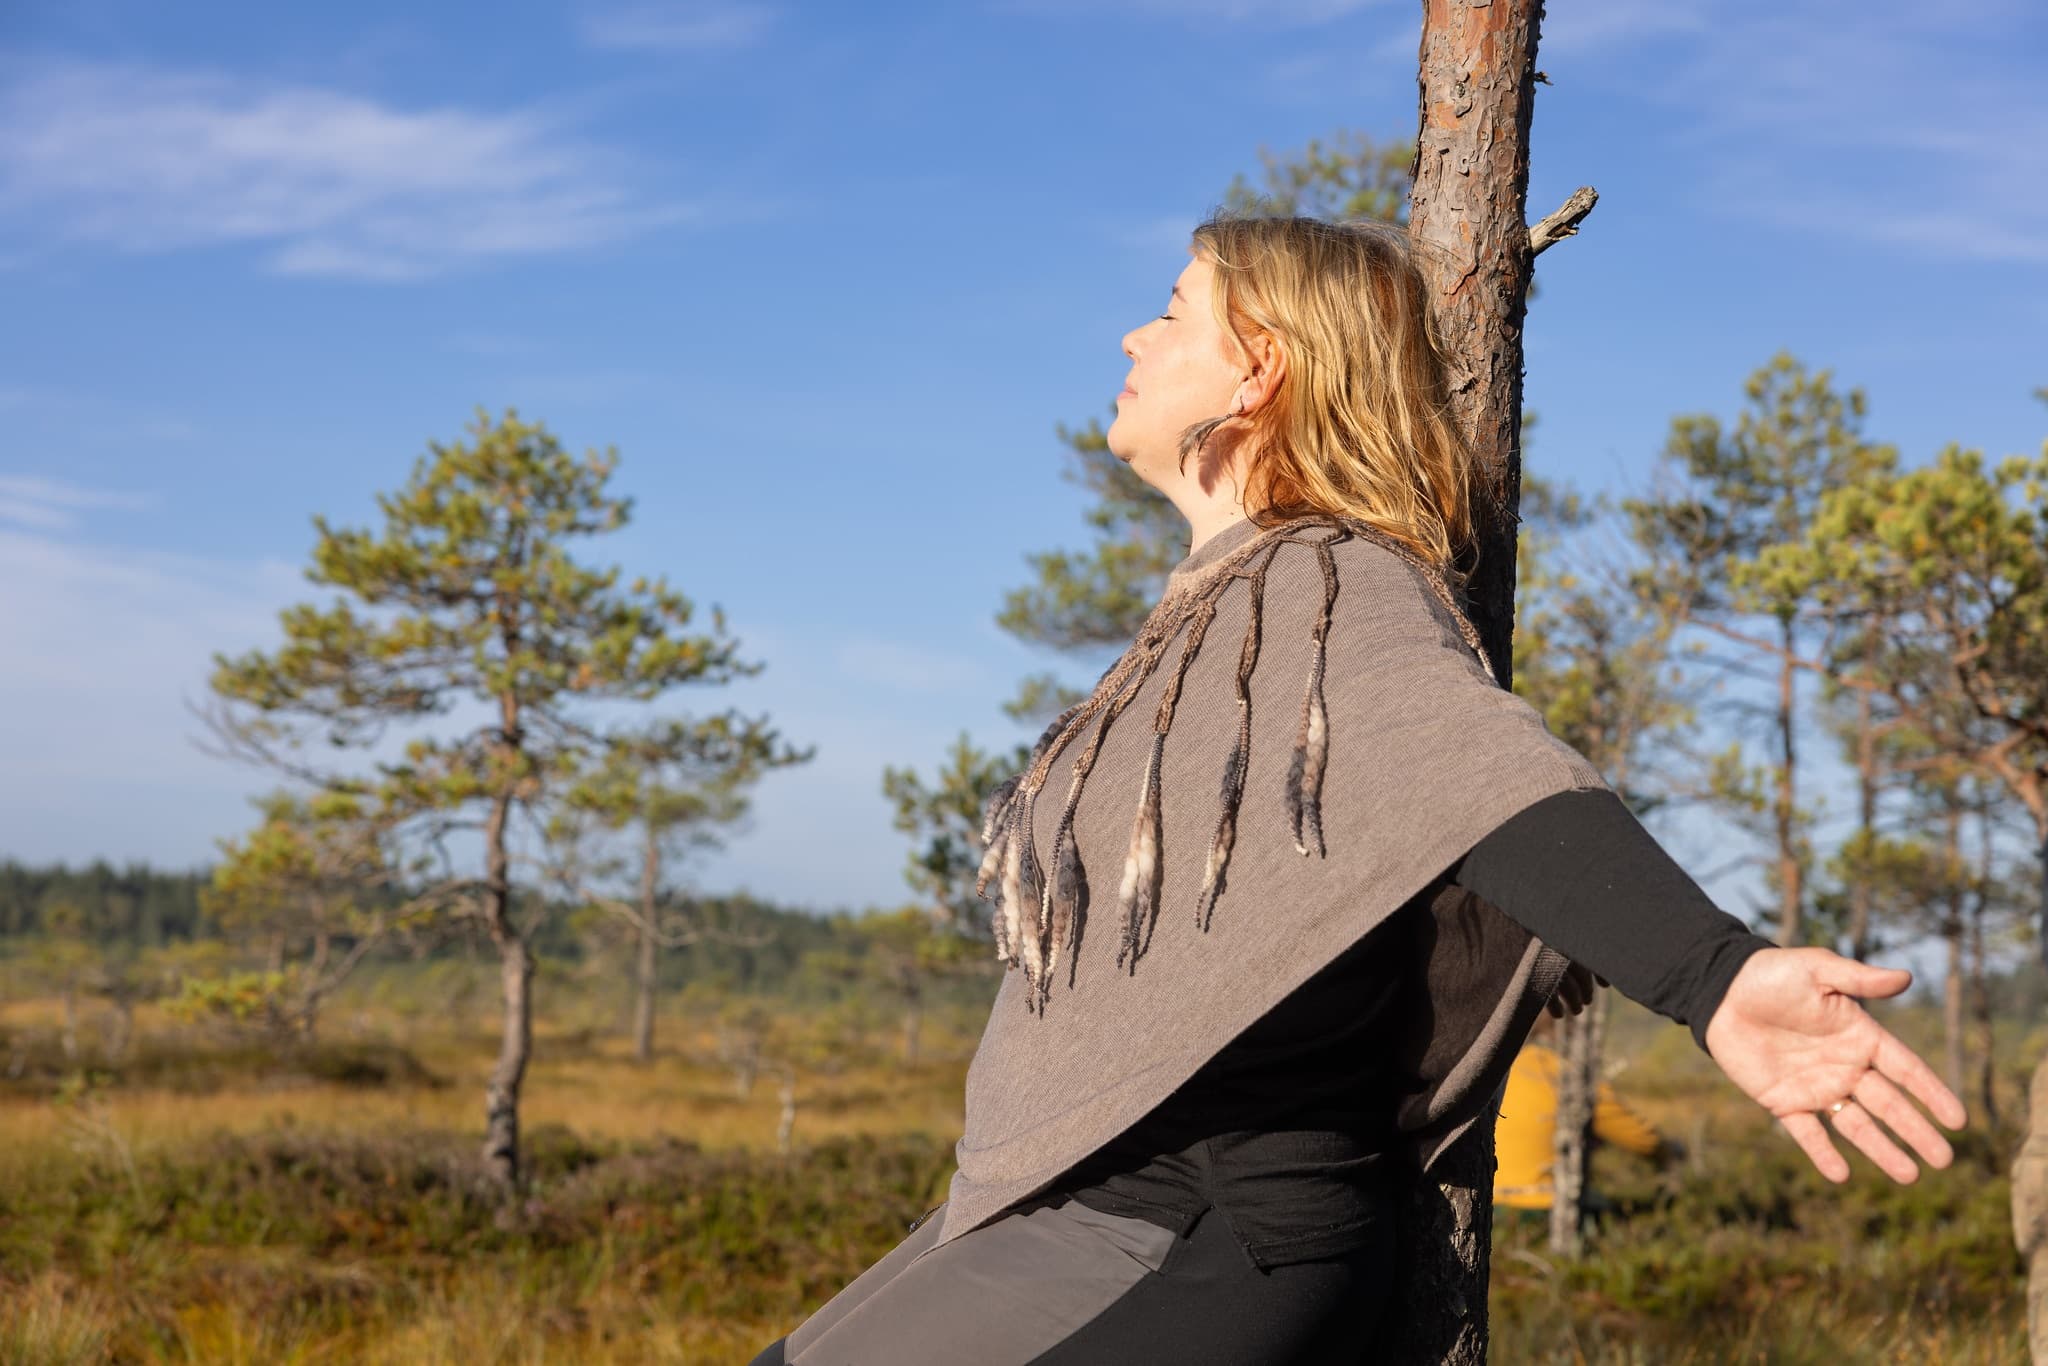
[1232, 330, 1288, 416]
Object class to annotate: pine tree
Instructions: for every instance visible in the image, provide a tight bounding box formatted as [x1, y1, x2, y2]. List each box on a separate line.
[206, 409, 773, 1193]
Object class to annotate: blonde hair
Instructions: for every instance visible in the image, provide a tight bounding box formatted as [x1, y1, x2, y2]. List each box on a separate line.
[1185, 214, 1479, 591]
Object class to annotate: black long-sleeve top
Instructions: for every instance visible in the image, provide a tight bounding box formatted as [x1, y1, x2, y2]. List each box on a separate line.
[1043, 787, 1772, 1268]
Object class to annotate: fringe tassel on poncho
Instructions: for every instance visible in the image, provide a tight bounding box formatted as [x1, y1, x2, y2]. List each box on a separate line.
[978, 513, 1490, 1015]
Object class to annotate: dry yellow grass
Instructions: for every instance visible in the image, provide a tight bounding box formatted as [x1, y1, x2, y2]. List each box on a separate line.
[0, 997, 973, 1176]
[0, 986, 2027, 1364]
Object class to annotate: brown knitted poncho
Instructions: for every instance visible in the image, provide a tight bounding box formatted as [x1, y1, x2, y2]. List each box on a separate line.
[919, 512, 1608, 1257]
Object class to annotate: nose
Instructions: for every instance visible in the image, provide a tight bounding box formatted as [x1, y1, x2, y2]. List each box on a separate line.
[1121, 323, 1144, 360]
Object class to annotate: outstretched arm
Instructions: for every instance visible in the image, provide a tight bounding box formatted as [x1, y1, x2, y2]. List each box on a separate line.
[1452, 787, 1966, 1183]
[1702, 949, 1965, 1183]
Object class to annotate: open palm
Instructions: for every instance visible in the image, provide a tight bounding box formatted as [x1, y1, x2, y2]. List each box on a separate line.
[1701, 947, 1969, 1184]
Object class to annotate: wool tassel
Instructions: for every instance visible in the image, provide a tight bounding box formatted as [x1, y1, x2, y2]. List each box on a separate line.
[976, 810, 1013, 899]
[1011, 813, 1047, 1006]
[980, 772, 1022, 847]
[1041, 834, 1087, 1005]
[1288, 682, 1328, 857]
[1194, 547, 1274, 932]
[1286, 541, 1338, 858]
[997, 823, 1026, 972]
[1194, 726, 1248, 931]
[1114, 730, 1166, 973]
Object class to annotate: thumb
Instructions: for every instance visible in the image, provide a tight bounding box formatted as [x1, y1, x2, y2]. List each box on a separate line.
[1809, 950, 1912, 1000]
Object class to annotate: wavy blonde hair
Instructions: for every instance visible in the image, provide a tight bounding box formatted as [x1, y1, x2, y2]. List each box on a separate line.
[1184, 213, 1480, 591]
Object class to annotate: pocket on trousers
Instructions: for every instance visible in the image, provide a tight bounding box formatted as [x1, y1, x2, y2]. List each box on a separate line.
[1050, 1199, 1179, 1274]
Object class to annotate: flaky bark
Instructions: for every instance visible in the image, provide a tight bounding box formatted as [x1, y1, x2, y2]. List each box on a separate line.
[1394, 0, 1557, 1358]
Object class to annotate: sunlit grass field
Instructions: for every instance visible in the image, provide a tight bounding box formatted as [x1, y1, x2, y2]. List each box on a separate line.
[0, 963, 2032, 1364]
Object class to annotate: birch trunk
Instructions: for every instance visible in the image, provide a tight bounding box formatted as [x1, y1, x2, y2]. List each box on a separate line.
[1397, 0, 1548, 1356]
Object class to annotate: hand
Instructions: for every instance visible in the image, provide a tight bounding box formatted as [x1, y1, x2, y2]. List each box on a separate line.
[1702, 947, 1968, 1184]
[1546, 960, 1609, 1018]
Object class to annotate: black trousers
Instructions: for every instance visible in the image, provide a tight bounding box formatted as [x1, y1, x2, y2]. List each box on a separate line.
[751, 1202, 1394, 1366]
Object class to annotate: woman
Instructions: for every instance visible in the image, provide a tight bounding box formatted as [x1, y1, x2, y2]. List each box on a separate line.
[752, 215, 1966, 1365]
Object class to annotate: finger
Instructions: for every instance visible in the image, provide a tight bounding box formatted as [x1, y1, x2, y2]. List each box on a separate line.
[1545, 996, 1563, 1019]
[1811, 953, 1912, 1001]
[1869, 1029, 1969, 1131]
[1780, 1111, 1849, 1183]
[1594, 973, 1610, 988]
[1852, 1071, 1955, 1171]
[1828, 1100, 1919, 1184]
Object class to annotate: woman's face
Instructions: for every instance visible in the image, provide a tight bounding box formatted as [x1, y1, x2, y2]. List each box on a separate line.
[1106, 251, 1247, 485]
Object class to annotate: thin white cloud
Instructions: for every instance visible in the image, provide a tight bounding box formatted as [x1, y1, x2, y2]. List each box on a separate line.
[580, 2, 778, 52]
[0, 475, 153, 531]
[0, 57, 697, 280]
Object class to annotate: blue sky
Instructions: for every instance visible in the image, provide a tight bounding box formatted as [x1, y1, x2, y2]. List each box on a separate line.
[1, 0, 2044, 922]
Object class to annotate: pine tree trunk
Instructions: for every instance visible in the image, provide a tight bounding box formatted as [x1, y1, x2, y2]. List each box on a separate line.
[634, 919, 659, 1064]
[1773, 635, 1802, 947]
[484, 933, 534, 1191]
[2016, 819, 2048, 1361]
[481, 789, 533, 1193]
[1972, 892, 1999, 1129]
[2015, 1052, 2048, 1361]
[1943, 916, 1966, 1102]
[1550, 990, 1606, 1257]
[1399, 0, 1548, 1356]
[634, 827, 661, 1065]
[1848, 687, 1876, 960]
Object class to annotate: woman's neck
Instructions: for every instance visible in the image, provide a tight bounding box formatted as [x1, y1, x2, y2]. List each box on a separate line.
[1150, 450, 1256, 554]
[1185, 502, 1253, 553]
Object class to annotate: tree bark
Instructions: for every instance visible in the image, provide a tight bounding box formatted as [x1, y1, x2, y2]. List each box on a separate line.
[1774, 633, 1803, 947]
[1973, 909, 1998, 1129]
[1549, 990, 1606, 1257]
[481, 786, 533, 1193]
[1943, 917, 1966, 1102]
[2014, 1053, 2048, 1362]
[634, 826, 661, 1065]
[1399, 0, 1548, 1357]
[1848, 686, 1877, 960]
[1972, 808, 2000, 1128]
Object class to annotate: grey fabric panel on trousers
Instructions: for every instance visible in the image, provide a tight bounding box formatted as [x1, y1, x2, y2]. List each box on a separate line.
[783, 1200, 1176, 1366]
